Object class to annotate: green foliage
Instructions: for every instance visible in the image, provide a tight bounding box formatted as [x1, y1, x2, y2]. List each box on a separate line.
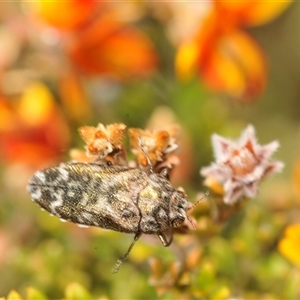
[1, 1, 300, 300]
[3, 284, 92, 300]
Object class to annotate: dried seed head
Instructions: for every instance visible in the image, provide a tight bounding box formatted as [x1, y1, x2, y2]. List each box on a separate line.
[78, 123, 127, 163]
[200, 125, 284, 204]
[129, 126, 179, 169]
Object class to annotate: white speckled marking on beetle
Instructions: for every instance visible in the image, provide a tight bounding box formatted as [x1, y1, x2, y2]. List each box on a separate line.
[28, 186, 42, 201]
[67, 190, 75, 198]
[57, 164, 69, 180]
[34, 171, 46, 183]
[49, 188, 64, 213]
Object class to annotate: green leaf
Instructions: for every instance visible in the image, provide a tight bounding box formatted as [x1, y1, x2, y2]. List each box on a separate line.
[64, 283, 91, 300]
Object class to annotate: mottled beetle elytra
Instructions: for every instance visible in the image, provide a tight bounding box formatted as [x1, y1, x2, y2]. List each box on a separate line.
[27, 130, 204, 273]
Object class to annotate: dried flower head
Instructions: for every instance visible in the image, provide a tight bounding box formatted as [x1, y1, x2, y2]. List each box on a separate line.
[149, 246, 202, 296]
[200, 125, 284, 204]
[78, 123, 127, 163]
[128, 126, 179, 169]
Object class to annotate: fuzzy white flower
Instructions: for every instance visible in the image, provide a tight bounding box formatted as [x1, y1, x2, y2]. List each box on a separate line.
[200, 125, 284, 204]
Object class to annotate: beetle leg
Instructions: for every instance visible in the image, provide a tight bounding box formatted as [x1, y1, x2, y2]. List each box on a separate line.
[157, 230, 173, 247]
[112, 231, 142, 273]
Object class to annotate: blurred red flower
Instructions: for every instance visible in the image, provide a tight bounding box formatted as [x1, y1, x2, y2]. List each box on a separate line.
[33, 1, 158, 79]
[175, 0, 292, 101]
[0, 83, 70, 169]
[67, 13, 157, 78]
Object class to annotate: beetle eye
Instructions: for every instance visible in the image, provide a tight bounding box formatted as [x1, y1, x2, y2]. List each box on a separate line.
[171, 217, 184, 228]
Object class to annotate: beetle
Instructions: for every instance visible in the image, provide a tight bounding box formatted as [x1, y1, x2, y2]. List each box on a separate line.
[27, 160, 199, 272]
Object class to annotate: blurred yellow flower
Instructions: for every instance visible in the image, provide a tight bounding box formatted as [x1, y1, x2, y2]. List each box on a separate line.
[278, 224, 300, 267]
[18, 82, 55, 126]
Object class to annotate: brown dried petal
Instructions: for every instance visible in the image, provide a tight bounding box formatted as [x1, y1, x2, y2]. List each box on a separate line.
[154, 130, 170, 151]
[106, 123, 127, 148]
[128, 128, 141, 150]
[94, 130, 107, 139]
[88, 139, 113, 157]
[78, 126, 99, 143]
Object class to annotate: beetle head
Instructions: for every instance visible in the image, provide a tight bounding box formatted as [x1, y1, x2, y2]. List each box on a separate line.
[169, 189, 191, 228]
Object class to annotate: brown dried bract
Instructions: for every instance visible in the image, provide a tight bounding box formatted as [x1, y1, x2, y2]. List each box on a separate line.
[75, 122, 180, 171]
[128, 125, 179, 169]
[78, 123, 127, 164]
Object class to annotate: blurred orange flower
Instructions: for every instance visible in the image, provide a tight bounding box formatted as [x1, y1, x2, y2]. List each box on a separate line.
[278, 224, 300, 267]
[32, 1, 157, 79]
[0, 82, 70, 168]
[67, 13, 157, 78]
[213, 1, 292, 27]
[175, 0, 292, 100]
[35, 0, 99, 31]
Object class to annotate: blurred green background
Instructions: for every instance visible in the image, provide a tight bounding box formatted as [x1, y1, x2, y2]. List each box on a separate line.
[1, 1, 300, 299]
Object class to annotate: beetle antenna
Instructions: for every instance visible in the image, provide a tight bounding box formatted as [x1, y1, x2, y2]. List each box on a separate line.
[186, 215, 197, 230]
[188, 191, 209, 211]
[183, 192, 209, 230]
